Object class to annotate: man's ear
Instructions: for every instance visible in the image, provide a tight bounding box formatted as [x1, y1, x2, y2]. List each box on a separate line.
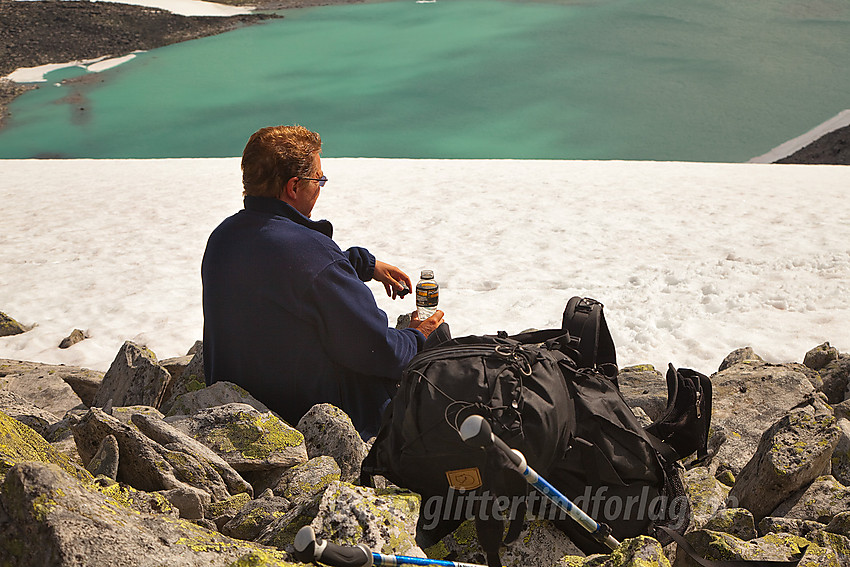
[281, 176, 299, 201]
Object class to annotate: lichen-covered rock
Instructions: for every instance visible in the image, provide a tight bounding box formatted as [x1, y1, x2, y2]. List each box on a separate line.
[671, 530, 833, 567]
[111, 405, 165, 426]
[222, 492, 292, 541]
[718, 347, 765, 372]
[296, 403, 367, 483]
[771, 475, 850, 523]
[254, 494, 323, 550]
[703, 508, 757, 541]
[0, 410, 91, 483]
[310, 482, 422, 557]
[683, 466, 729, 528]
[92, 341, 172, 409]
[168, 404, 307, 473]
[207, 492, 252, 523]
[757, 516, 825, 538]
[804, 531, 850, 567]
[616, 364, 669, 421]
[0, 311, 27, 336]
[0, 389, 61, 438]
[87, 433, 119, 479]
[0, 461, 298, 566]
[272, 455, 340, 502]
[729, 410, 840, 520]
[432, 518, 586, 567]
[559, 535, 667, 567]
[159, 343, 206, 414]
[0, 360, 85, 418]
[133, 412, 252, 498]
[71, 407, 230, 501]
[823, 511, 850, 538]
[164, 381, 271, 419]
[709, 361, 816, 475]
[805, 343, 840, 372]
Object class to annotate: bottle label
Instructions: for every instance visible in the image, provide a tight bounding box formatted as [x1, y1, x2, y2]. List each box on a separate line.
[416, 282, 439, 308]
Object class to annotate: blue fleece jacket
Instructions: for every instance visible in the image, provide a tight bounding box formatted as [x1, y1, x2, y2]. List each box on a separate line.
[201, 195, 424, 437]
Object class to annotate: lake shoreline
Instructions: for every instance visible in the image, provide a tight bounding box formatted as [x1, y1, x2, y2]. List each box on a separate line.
[0, 0, 383, 131]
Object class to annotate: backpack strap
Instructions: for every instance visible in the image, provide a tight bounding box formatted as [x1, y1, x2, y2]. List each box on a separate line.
[657, 527, 808, 567]
[561, 297, 618, 378]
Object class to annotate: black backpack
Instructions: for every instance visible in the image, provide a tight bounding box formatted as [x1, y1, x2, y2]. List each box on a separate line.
[362, 331, 577, 566]
[362, 297, 711, 563]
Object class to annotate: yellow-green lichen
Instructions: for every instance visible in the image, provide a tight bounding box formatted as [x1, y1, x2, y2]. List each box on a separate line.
[204, 412, 304, 460]
[207, 492, 252, 518]
[185, 375, 206, 392]
[622, 364, 657, 373]
[0, 411, 92, 483]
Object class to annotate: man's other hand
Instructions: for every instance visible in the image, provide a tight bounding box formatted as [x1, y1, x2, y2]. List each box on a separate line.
[408, 309, 444, 339]
[374, 260, 413, 299]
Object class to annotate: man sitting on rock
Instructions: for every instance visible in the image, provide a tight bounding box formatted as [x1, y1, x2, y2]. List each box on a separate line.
[201, 124, 446, 438]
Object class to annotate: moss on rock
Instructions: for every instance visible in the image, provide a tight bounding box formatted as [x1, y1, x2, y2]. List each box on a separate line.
[0, 410, 92, 483]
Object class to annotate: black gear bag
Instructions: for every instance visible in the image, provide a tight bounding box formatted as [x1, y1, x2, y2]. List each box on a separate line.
[361, 297, 711, 565]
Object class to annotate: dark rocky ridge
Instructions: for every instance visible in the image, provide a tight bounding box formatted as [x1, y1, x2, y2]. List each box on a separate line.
[0, 0, 292, 128]
[776, 123, 850, 165]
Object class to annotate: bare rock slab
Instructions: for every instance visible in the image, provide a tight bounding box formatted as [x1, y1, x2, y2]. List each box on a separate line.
[0, 359, 85, 417]
[709, 361, 816, 475]
[92, 341, 171, 409]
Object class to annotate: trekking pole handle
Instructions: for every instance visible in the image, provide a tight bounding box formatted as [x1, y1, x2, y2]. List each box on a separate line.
[459, 415, 525, 469]
[294, 526, 373, 567]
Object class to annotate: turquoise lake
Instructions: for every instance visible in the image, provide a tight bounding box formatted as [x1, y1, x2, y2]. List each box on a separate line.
[1, 0, 849, 160]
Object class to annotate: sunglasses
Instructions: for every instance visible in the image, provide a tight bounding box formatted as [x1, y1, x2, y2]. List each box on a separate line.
[300, 175, 328, 187]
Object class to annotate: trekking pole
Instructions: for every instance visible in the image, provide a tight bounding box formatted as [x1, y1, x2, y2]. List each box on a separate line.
[293, 525, 488, 567]
[459, 414, 620, 551]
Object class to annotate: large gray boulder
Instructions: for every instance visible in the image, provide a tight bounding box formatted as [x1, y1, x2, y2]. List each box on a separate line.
[0, 462, 298, 567]
[771, 475, 850, 523]
[0, 410, 91, 483]
[132, 412, 253, 498]
[683, 466, 730, 528]
[718, 347, 764, 372]
[159, 342, 206, 413]
[296, 403, 368, 483]
[221, 491, 292, 541]
[166, 403, 307, 473]
[0, 359, 85, 417]
[819, 354, 850, 404]
[709, 360, 816, 475]
[70, 407, 231, 504]
[309, 482, 422, 556]
[271, 455, 340, 502]
[163, 380, 271, 419]
[92, 341, 171, 409]
[0, 359, 104, 408]
[728, 410, 840, 520]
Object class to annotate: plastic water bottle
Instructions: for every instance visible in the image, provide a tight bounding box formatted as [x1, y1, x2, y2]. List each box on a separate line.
[416, 270, 439, 320]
